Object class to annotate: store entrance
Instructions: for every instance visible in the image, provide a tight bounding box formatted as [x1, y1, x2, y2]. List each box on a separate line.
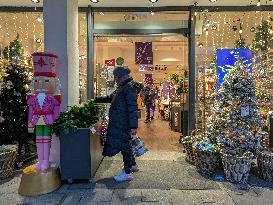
[94, 34, 189, 151]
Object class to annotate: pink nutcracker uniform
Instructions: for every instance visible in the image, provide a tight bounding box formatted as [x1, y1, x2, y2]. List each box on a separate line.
[27, 52, 61, 172]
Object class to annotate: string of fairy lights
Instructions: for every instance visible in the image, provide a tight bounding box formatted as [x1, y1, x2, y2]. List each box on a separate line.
[0, 12, 88, 101]
[196, 10, 273, 131]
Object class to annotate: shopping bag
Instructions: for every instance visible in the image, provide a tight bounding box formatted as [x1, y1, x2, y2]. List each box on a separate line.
[132, 136, 149, 157]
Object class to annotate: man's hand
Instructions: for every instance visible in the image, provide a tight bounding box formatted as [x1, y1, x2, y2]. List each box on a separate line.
[131, 129, 137, 135]
[131, 129, 137, 140]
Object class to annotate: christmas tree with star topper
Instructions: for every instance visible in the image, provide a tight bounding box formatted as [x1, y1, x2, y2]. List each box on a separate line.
[0, 37, 33, 155]
[206, 57, 264, 157]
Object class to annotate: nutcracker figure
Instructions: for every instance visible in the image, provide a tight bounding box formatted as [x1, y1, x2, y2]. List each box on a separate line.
[27, 52, 61, 172]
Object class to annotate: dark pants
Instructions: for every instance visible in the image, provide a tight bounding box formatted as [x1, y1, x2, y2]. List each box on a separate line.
[121, 141, 136, 174]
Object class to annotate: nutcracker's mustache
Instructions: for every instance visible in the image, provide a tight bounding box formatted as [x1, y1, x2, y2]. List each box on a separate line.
[36, 89, 47, 92]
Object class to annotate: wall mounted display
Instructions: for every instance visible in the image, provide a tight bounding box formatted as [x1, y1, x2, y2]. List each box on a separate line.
[217, 49, 253, 89]
[135, 42, 153, 65]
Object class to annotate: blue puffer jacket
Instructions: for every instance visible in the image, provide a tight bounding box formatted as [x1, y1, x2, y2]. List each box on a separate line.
[95, 78, 138, 156]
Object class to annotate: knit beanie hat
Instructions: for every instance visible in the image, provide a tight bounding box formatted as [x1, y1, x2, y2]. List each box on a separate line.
[113, 66, 131, 78]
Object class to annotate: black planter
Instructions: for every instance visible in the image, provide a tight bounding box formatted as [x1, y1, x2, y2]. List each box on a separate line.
[59, 127, 103, 181]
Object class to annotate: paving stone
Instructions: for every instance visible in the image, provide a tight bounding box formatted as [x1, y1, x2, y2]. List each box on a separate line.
[0, 176, 21, 194]
[168, 190, 203, 205]
[56, 184, 70, 193]
[78, 188, 113, 204]
[141, 189, 170, 203]
[226, 189, 273, 205]
[60, 193, 85, 205]
[197, 190, 235, 205]
[67, 183, 94, 190]
[94, 160, 219, 190]
[79, 201, 110, 205]
[0, 193, 65, 205]
[111, 189, 142, 205]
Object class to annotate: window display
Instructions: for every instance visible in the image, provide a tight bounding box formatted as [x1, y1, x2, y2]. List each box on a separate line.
[195, 11, 273, 135]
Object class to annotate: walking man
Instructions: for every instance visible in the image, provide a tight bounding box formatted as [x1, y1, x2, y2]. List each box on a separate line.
[95, 66, 139, 182]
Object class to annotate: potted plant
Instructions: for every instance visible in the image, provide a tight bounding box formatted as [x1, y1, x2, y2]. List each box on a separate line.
[0, 145, 18, 179]
[52, 100, 103, 182]
[257, 112, 273, 182]
[182, 130, 201, 164]
[194, 134, 221, 176]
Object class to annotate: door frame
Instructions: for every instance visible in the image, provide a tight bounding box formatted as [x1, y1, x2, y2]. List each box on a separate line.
[86, 6, 196, 134]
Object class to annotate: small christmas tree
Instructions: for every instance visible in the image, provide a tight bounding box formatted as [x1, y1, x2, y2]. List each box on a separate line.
[252, 20, 273, 54]
[3, 34, 24, 63]
[234, 36, 248, 49]
[0, 38, 33, 154]
[209, 58, 263, 156]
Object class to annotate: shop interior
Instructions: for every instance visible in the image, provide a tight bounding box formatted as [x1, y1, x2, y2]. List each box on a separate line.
[93, 34, 189, 151]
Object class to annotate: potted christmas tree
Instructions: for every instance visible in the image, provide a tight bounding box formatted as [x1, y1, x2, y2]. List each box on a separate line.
[215, 57, 263, 183]
[51, 101, 103, 182]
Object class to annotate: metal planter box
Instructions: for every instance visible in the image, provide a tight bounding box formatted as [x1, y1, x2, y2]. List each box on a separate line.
[59, 127, 103, 181]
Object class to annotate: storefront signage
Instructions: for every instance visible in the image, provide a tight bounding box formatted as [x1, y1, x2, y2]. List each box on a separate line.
[139, 65, 154, 71]
[217, 49, 253, 89]
[105, 59, 115, 67]
[154, 65, 167, 71]
[138, 65, 167, 71]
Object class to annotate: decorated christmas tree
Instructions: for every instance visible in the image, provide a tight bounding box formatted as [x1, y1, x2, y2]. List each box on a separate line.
[234, 36, 248, 49]
[252, 20, 273, 123]
[0, 38, 33, 154]
[3, 34, 24, 63]
[208, 58, 263, 156]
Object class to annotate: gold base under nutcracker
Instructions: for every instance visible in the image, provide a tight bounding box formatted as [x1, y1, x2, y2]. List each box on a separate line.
[18, 165, 61, 196]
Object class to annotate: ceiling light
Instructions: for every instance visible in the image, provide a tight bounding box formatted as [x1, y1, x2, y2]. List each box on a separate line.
[250, 27, 255, 32]
[150, 11, 155, 16]
[257, 0, 261, 6]
[212, 25, 217, 30]
[37, 17, 43, 22]
[31, 0, 40, 3]
[36, 38, 42, 44]
[99, 12, 104, 15]
[90, 0, 99, 3]
[149, 0, 158, 3]
[209, 0, 218, 2]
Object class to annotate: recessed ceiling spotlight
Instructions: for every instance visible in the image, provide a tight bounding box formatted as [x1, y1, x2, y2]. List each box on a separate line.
[198, 43, 203, 48]
[250, 27, 256, 32]
[90, 0, 99, 3]
[31, 0, 40, 3]
[149, 0, 158, 3]
[36, 38, 42, 44]
[211, 25, 217, 30]
[209, 0, 218, 2]
[37, 17, 43, 22]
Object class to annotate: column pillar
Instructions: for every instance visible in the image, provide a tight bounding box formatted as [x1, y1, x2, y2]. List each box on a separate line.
[43, 0, 79, 111]
[188, 6, 196, 135]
